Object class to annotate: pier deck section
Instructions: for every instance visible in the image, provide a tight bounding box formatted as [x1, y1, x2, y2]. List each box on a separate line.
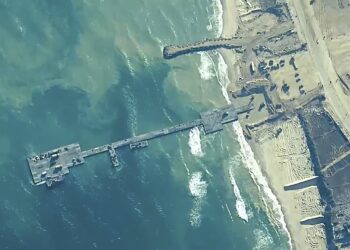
[27, 104, 251, 187]
[27, 143, 84, 186]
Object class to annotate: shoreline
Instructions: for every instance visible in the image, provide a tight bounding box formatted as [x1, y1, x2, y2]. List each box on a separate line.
[249, 136, 300, 249]
[248, 118, 326, 250]
[218, 0, 295, 248]
[219, 0, 241, 91]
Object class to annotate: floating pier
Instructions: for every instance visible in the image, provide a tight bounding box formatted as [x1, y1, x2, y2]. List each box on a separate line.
[27, 104, 252, 187]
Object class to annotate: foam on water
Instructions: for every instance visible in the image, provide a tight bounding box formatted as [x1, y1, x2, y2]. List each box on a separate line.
[198, 52, 215, 81]
[216, 53, 231, 103]
[232, 122, 292, 248]
[153, 198, 166, 218]
[20, 180, 32, 196]
[159, 9, 178, 40]
[207, 0, 223, 37]
[189, 172, 207, 198]
[146, 25, 164, 53]
[229, 167, 248, 222]
[126, 27, 150, 68]
[188, 127, 204, 157]
[189, 172, 208, 227]
[127, 192, 144, 218]
[179, 146, 190, 176]
[211, 40, 292, 247]
[225, 203, 234, 221]
[121, 51, 135, 77]
[162, 107, 174, 123]
[253, 228, 274, 250]
[209, 50, 251, 223]
[189, 203, 201, 228]
[122, 86, 138, 136]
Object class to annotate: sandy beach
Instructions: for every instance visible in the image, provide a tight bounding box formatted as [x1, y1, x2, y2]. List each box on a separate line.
[220, 0, 238, 37]
[219, 0, 327, 249]
[250, 118, 326, 250]
[219, 0, 241, 91]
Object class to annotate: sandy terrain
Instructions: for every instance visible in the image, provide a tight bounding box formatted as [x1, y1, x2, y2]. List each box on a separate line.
[312, 0, 350, 95]
[312, 0, 350, 39]
[219, 0, 242, 91]
[328, 37, 350, 78]
[251, 116, 326, 250]
[287, 0, 350, 139]
[221, 0, 239, 38]
[269, 52, 321, 102]
[219, 1, 327, 249]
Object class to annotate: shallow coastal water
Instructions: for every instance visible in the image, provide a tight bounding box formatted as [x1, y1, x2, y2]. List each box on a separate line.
[0, 0, 290, 249]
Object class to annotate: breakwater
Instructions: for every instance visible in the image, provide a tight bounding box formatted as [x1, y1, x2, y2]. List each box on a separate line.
[163, 37, 248, 59]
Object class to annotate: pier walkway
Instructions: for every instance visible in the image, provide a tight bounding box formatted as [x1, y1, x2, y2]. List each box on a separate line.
[27, 104, 252, 187]
[80, 119, 203, 158]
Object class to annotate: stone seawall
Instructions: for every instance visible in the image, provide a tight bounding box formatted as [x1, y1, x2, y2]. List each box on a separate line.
[163, 37, 247, 59]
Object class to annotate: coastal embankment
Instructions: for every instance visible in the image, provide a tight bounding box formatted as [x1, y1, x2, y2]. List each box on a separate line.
[163, 38, 245, 59]
[218, 0, 328, 248]
[218, 0, 302, 249]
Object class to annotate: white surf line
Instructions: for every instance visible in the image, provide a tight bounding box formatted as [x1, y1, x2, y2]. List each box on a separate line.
[211, 32, 292, 247]
[232, 122, 292, 248]
[213, 0, 224, 37]
[189, 172, 208, 227]
[229, 167, 249, 222]
[198, 52, 216, 81]
[207, 35, 250, 223]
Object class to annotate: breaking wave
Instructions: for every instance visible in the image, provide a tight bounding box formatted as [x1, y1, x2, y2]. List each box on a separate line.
[229, 167, 248, 222]
[207, 0, 223, 37]
[253, 228, 274, 250]
[189, 172, 207, 198]
[216, 53, 231, 103]
[198, 52, 215, 81]
[211, 38, 292, 247]
[232, 122, 292, 248]
[188, 127, 204, 157]
[189, 172, 208, 227]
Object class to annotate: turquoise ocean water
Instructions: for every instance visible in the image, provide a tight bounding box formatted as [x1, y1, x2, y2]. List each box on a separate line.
[0, 0, 290, 249]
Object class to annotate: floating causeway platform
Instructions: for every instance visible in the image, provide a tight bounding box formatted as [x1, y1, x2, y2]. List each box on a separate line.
[28, 143, 85, 187]
[27, 104, 252, 187]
